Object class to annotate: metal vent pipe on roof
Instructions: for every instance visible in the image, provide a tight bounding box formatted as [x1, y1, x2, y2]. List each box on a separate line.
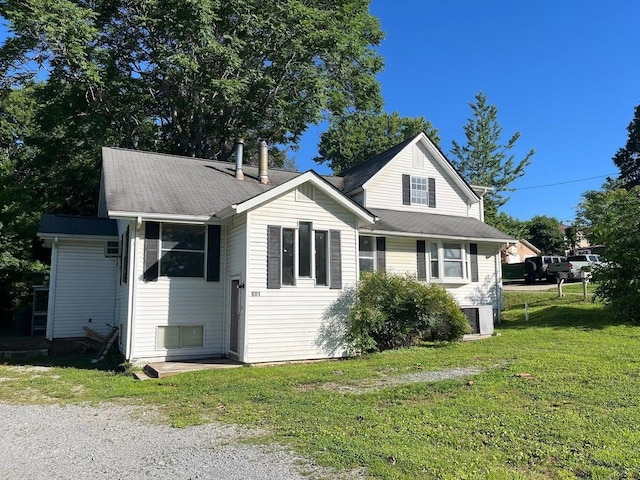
[234, 138, 245, 180]
[258, 140, 269, 184]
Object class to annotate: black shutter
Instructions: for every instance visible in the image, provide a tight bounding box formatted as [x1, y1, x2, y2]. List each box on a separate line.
[428, 178, 436, 208]
[376, 237, 386, 272]
[206, 225, 221, 282]
[143, 222, 160, 282]
[329, 230, 342, 289]
[267, 225, 282, 289]
[417, 240, 426, 281]
[402, 174, 411, 205]
[470, 243, 479, 282]
[122, 226, 130, 284]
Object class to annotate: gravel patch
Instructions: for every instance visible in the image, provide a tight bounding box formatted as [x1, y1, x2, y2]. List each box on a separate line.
[0, 403, 359, 480]
[321, 366, 483, 393]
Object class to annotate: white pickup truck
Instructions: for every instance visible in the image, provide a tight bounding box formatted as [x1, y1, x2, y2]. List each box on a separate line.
[546, 254, 602, 280]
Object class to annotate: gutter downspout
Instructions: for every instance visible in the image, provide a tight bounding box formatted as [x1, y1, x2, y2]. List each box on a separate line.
[126, 218, 141, 361]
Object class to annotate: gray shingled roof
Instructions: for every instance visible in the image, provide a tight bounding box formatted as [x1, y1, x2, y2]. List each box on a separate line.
[102, 148, 343, 217]
[339, 135, 416, 194]
[38, 214, 118, 237]
[362, 208, 514, 241]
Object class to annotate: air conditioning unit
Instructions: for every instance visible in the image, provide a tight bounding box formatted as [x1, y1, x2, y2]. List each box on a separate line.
[105, 241, 121, 257]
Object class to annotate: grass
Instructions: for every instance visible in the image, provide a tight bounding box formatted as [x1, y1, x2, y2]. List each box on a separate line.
[2, 287, 640, 479]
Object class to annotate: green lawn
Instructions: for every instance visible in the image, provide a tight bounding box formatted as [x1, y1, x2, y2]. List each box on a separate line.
[2, 288, 640, 479]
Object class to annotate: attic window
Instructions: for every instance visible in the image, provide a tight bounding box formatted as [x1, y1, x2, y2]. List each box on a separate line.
[411, 177, 429, 205]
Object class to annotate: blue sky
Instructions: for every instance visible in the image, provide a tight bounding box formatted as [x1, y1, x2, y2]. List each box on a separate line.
[297, 1, 640, 224]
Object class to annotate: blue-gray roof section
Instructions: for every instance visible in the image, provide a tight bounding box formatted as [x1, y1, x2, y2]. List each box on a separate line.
[38, 214, 118, 238]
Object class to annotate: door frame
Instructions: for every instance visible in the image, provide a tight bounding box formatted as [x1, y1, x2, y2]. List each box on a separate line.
[228, 275, 242, 356]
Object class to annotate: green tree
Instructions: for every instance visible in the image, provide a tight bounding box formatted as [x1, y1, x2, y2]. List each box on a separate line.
[315, 111, 440, 173]
[493, 212, 528, 240]
[577, 187, 640, 323]
[613, 104, 640, 188]
[526, 215, 565, 255]
[450, 91, 535, 226]
[0, 0, 384, 161]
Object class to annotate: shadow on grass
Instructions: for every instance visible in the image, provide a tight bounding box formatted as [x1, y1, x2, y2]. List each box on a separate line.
[500, 304, 629, 331]
[1, 351, 126, 372]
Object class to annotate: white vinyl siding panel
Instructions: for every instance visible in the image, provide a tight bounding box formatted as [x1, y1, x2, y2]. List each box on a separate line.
[131, 222, 226, 361]
[49, 240, 117, 338]
[225, 213, 248, 358]
[244, 187, 358, 363]
[363, 142, 480, 218]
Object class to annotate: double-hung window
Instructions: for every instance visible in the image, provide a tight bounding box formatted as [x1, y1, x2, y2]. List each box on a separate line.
[160, 224, 205, 277]
[282, 228, 296, 286]
[315, 230, 328, 286]
[359, 236, 375, 272]
[411, 177, 428, 205]
[443, 243, 464, 278]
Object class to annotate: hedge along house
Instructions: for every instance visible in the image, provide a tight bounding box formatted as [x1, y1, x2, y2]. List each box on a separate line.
[38, 133, 513, 364]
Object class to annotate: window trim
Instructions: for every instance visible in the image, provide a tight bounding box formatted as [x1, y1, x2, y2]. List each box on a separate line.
[410, 176, 429, 205]
[423, 241, 472, 284]
[358, 235, 376, 274]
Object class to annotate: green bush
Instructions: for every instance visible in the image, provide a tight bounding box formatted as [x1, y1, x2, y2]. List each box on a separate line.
[345, 271, 470, 353]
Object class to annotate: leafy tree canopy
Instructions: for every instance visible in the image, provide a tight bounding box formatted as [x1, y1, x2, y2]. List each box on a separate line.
[577, 187, 640, 322]
[315, 111, 439, 174]
[0, 0, 384, 161]
[526, 215, 565, 255]
[613, 104, 640, 188]
[450, 91, 534, 226]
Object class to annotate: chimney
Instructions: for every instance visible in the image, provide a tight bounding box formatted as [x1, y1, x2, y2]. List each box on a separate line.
[258, 140, 269, 184]
[234, 138, 245, 180]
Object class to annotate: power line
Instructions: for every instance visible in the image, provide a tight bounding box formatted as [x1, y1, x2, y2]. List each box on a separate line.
[514, 174, 617, 191]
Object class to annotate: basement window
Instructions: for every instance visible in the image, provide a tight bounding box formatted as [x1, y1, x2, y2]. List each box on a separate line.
[157, 325, 204, 349]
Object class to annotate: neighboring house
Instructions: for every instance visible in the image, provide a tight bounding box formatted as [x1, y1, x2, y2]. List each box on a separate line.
[38, 133, 513, 364]
[502, 239, 541, 264]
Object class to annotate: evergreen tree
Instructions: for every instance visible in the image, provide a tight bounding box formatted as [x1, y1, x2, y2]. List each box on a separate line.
[613, 104, 640, 188]
[450, 92, 534, 226]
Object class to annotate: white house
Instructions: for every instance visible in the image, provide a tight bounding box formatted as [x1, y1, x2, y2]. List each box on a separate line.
[38, 133, 513, 364]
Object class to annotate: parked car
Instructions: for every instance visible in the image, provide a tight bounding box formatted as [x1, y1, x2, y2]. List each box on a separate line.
[523, 255, 567, 283]
[546, 254, 602, 281]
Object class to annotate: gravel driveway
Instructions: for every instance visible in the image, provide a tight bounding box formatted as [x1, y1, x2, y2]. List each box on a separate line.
[0, 403, 347, 480]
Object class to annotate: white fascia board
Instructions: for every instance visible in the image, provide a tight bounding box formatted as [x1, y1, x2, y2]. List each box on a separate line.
[228, 172, 376, 224]
[470, 184, 495, 196]
[108, 211, 213, 224]
[362, 229, 511, 244]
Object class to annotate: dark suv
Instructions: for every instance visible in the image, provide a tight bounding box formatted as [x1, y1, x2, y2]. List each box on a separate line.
[523, 255, 567, 283]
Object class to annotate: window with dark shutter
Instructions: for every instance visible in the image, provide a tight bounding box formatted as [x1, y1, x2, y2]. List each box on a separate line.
[206, 225, 221, 282]
[122, 226, 130, 284]
[402, 174, 411, 205]
[417, 240, 426, 281]
[143, 222, 160, 282]
[376, 237, 386, 272]
[267, 225, 282, 289]
[428, 178, 436, 208]
[470, 243, 479, 282]
[329, 230, 342, 289]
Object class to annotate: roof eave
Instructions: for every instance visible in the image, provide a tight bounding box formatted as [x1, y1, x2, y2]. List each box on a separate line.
[361, 228, 512, 243]
[108, 211, 214, 223]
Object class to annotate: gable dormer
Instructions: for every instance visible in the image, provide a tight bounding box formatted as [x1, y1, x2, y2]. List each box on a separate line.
[340, 133, 483, 220]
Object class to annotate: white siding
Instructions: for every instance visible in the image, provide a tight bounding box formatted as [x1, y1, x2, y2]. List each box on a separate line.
[381, 237, 500, 333]
[363, 142, 481, 219]
[243, 186, 359, 363]
[225, 213, 247, 358]
[49, 240, 117, 338]
[130, 222, 226, 362]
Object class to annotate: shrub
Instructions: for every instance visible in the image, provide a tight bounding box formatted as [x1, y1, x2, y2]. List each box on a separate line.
[345, 271, 470, 353]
